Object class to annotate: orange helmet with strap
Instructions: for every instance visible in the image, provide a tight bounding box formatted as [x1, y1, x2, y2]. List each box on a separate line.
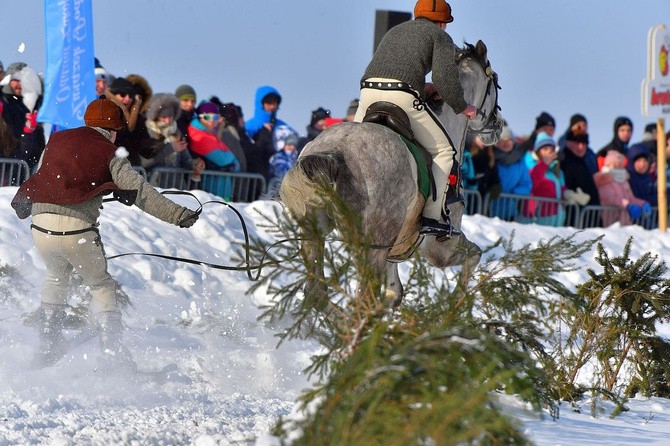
[414, 0, 454, 23]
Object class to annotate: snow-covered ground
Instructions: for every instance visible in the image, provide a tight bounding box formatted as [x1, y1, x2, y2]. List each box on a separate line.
[2, 186, 670, 445]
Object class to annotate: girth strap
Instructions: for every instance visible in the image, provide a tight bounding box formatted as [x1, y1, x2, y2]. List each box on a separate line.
[30, 223, 100, 237]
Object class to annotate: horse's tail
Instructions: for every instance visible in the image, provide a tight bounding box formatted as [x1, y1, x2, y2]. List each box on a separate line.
[280, 151, 354, 217]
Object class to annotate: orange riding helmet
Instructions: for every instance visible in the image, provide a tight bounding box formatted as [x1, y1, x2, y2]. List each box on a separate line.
[414, 0, 454, 23]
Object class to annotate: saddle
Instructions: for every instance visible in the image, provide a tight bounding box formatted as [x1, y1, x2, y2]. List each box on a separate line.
[362, 101, 434, 200]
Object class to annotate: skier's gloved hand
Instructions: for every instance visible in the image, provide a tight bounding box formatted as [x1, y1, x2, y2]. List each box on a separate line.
[642, 202, 652, 216]
[178, 208, 199, 228]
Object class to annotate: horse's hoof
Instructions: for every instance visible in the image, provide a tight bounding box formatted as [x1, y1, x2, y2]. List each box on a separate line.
[384, 288, 403, 308]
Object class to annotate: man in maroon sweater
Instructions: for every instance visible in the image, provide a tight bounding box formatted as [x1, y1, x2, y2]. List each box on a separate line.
[13, 98, 199, 371]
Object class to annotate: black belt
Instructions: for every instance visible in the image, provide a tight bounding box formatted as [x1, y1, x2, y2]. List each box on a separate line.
[360, 80, 422, 99]
[31, 224, 100, 237]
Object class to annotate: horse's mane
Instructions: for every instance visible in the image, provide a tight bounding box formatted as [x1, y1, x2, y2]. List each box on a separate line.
[456, 40, 500, 90]
[456, 41, 481, 65]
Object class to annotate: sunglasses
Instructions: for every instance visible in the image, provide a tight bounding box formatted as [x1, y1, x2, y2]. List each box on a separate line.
[199, 113, 220, 121]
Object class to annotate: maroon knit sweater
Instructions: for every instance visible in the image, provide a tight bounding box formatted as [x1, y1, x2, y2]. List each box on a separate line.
[12, 127, 125, 219]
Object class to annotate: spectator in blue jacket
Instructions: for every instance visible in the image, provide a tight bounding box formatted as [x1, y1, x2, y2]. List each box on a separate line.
[489, 124, 532, 221]
[244, 85, 297, 180]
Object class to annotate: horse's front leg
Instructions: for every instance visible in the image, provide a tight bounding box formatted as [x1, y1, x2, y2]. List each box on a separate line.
[385, 262, 404, 307]
[301, 235, 329, 309]
[355, 249, 399, 309]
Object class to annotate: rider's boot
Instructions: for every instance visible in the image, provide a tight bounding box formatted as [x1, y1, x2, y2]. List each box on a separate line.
[32, 303, 68, 368]
[420, 201, 463, 240]
[95, 311, 137, 374]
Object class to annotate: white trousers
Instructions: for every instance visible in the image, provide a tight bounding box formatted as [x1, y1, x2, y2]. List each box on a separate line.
[355, 78, 455, 221]
[32, 213, 118, 314]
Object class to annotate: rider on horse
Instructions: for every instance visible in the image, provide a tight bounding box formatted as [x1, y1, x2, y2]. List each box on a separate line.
[354, 0, 478, 237]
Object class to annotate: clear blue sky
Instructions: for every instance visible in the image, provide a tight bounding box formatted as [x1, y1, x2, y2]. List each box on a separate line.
[2, 0, 670, 148]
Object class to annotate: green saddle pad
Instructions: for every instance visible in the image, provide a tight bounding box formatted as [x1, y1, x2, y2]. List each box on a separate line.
[399, 135, 431, 200]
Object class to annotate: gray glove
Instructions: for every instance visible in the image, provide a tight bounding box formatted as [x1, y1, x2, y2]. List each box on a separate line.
[178, 208, 199, 228]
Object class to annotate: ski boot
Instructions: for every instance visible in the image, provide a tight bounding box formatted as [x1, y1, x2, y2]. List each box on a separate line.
[32, 303, 68, 368]
[95, 311, 137, 374]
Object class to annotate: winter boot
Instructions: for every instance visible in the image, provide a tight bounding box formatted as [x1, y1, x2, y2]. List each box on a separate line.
[95, 311, 137, 374]
[32, 303, 68, 368]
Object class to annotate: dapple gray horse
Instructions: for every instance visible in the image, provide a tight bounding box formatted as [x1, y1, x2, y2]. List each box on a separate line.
[280, 40, 503, 305]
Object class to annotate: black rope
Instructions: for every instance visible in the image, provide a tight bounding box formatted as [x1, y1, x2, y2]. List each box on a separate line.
[105, 191, 299, 281]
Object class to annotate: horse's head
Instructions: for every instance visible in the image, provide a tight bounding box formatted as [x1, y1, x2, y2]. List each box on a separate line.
[457, 40, 503, 145]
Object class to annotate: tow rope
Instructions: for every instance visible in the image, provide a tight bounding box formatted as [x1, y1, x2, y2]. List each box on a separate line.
[104, 191, 298, 281]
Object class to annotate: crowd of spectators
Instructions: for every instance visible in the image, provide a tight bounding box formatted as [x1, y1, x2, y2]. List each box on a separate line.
[463, 110, 669, 228]
[1, 58, 669, 228]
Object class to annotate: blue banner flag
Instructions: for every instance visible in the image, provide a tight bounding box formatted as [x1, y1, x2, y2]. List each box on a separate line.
[37, 0, 96, 129]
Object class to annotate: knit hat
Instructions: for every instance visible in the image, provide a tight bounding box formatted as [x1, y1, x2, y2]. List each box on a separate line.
[175, 84, 196, 102]
[285, 134, 299, 147]
[95, 67, 110, 83]
[84, 98, 125, 130]
[196, 101, 219, 115]
[109, 77, 135, 96]
[533, 131, 556, 152]
[414, 0, 453, 23]
[566, 130, 589, 144]
[569, 113, 587, 127]
[534, 112, 556, 130]
[346, 99, 360, 117]
[324, 117, 344, 127]
[310, 107, 330, 127]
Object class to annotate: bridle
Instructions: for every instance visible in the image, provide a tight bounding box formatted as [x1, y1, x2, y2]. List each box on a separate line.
[457, 50, 502, 140]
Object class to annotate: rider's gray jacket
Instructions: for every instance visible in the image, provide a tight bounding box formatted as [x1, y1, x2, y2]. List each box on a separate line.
[361, 17, 467, 115]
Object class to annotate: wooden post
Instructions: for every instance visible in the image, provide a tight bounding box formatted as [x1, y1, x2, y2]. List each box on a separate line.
[657, 118, 667, 231]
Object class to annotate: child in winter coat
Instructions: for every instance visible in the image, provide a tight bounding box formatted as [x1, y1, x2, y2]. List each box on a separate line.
[523, 132, 566, 227]
[626, 144, 657, 206]
[269, 133, 299, 180]
[595, 149, 650, 227]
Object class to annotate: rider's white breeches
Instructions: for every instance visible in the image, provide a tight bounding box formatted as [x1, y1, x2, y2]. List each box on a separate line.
[31, 213, 118, 315]
[356, 78, 455, 221]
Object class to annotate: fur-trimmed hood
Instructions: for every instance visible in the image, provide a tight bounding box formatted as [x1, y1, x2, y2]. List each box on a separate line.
[145, 93, 181, 122]
[126, 73, 152, 113]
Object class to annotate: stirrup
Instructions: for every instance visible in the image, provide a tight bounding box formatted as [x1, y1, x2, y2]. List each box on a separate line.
[419, 217, 462, 241]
